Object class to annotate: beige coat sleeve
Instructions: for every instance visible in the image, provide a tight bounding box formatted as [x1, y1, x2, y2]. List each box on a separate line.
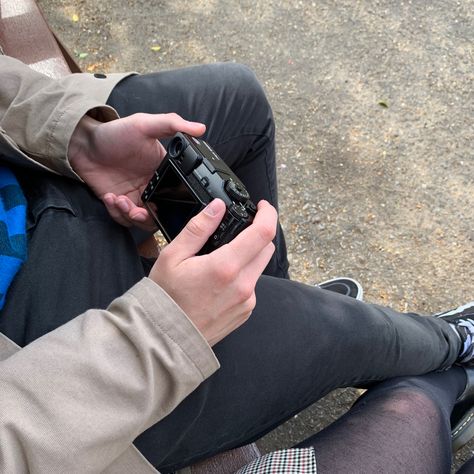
[0, 56, 216, 472]
[0, 55, 132, 177]
[0, 278, 219, 473]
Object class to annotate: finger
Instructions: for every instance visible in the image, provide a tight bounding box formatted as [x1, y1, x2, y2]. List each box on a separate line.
[103, 193, 133, 227]
[135, 113, 206, 139]
[166, 199, 226, 262]
[241, 241, 276, 284]
[128, 206, 158, 231]
[212, 243, 274, 345]
[218, 200, 278, 267]
[113, 195, 157, 231]
[115, 195, 132, 214]
[213, 241, 274, 306]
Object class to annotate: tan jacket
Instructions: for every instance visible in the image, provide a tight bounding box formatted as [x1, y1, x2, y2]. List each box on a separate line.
[0, 55, 220, 473]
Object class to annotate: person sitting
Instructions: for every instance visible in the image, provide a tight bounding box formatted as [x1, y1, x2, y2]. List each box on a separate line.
[1, 54, 473, 473]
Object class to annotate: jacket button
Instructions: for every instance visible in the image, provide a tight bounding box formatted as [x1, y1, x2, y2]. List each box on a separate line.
[94, 73, 107, 79]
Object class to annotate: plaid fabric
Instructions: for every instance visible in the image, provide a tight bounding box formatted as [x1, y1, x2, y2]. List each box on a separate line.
[0, 166, 27, 309]
[236, 448, 317, 474]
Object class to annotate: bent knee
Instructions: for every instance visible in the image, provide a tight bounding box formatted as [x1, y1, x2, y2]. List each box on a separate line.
[212, 62, 271, 112]
[380, 389, 442, 422]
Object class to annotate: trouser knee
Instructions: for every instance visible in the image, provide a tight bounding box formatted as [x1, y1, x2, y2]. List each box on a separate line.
[212, 62, 275, 134]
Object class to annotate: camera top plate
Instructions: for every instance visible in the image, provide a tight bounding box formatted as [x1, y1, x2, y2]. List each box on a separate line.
[172, 133, 253, 208]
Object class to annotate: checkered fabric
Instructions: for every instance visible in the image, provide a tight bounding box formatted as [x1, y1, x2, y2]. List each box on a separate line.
[236, 448, 317, 473]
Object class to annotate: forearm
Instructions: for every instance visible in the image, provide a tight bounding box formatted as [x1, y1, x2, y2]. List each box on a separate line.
[0, 56, 130, 177]
[0, 278, 219, 473]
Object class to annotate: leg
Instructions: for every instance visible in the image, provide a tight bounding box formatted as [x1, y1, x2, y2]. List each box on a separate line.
[295, 368, 466, 474]
[0, 172, 461, 471]
[135, 276, 461, 471]
[0, 169, 146, 345]
[107, 63, 289, 278]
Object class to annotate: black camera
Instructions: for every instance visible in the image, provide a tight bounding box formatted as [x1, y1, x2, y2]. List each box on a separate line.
[141, 133, 257, 254]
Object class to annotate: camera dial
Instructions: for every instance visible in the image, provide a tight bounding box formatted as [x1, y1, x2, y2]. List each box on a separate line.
[225, 179, 250, 203]
[229, 203, 249, 219]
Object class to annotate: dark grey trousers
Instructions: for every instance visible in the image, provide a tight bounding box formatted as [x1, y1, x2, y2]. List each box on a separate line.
[0, 63, 460, 472]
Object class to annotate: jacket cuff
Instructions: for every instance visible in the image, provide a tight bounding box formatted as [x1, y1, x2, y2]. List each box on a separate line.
[48, 101, 119, 180]
[55, 72, 136, 179]
[127, 278, 220, 380]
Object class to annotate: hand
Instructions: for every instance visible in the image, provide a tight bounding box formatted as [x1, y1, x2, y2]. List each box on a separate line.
[149, 199, 277, 346]
[68, 113, 206, 229]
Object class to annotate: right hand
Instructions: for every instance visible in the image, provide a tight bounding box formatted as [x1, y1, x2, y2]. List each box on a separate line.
[149, 199, 277, 346]
[68, 112, 206, 230]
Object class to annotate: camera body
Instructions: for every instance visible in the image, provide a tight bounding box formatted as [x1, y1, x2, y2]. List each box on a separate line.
[141, 132, 256, 254]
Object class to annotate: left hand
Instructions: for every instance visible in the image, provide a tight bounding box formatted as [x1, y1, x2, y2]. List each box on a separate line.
[68, 112, 206, 229]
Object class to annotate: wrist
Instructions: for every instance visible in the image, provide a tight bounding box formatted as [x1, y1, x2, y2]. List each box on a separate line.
[68, 114, 101, 172]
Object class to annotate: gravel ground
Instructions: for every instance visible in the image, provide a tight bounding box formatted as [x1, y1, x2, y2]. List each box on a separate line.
[39, 0, 474, 470]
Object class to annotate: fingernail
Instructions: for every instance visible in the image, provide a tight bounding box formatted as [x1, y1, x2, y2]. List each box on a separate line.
[204, 199, 220, 216]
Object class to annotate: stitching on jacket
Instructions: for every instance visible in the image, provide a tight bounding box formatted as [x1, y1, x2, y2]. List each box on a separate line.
[46, 107, 67, 156]
[127, 291, 210, 379]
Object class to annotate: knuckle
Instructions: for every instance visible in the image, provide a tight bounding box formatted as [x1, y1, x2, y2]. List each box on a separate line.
[167, 112, 180, 122]
[257, 223, 276, 244]
[133, 112, 147, 122]
[215, 261, 239, 284]
[236, 283, 254, 302]
[242, 293, 257, 314]
[133, 113, 150, 133]
[184, 217, 205, 239]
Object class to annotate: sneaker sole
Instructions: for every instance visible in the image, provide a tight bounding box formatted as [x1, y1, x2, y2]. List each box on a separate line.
[318, 277, 364, 301]
[452, 408, 474, 452]
[436, 301, 474, 318]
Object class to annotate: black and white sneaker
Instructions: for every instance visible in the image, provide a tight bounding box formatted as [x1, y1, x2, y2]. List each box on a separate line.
[451, 366, 474, 452]
[317, 277, 364, 301]
[436, 302, 474, 366]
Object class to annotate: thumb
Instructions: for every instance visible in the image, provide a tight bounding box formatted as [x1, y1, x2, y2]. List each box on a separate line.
[167, 199, 226, 261]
